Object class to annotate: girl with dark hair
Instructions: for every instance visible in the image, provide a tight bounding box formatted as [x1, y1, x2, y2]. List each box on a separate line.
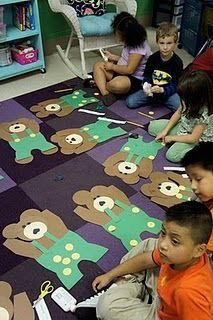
[92, 12, 152, 106]
[148, 70, 213, 163]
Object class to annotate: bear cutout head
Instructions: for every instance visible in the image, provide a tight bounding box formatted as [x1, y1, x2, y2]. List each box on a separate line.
[3, 209, 68, 259]
[50, 128, 97, 154]
[0, 282, 13, 320]
[73, 185, 131, 226]
[141, 171, 193, 207]
[30, 98, 72, 118]
[103, 152, 153, 184]
[0, 118, 39, 142]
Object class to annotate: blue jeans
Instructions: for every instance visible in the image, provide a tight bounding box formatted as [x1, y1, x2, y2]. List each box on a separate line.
[126, 89, 180, 111]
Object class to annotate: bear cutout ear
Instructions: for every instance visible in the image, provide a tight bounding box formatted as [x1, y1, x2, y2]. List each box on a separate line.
[149, 172, 166, 182]
[2, 224, 18, 239]
[72, 191, 90, 205]
[0, 282, 12, 298]
[20, 208, 42, 220]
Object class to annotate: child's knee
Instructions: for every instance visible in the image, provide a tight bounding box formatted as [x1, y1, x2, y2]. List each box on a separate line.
[93, 61, 105, 72]
[96, 292, 114, 320]
[148, 121, 157, 137]
[126, 93, 139, 109]
[166, 148, 181, 163]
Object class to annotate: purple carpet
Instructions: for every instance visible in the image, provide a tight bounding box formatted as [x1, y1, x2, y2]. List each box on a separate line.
[0, 78, 179, 320]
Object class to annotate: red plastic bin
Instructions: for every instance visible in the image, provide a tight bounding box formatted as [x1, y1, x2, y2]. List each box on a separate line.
[11, 49, 38, 65]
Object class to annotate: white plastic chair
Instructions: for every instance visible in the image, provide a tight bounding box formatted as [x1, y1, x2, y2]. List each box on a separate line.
[48, 0, 137, 79]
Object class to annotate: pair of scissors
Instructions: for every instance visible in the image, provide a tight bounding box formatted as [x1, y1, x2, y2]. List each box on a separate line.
[33, 280, 54, 308]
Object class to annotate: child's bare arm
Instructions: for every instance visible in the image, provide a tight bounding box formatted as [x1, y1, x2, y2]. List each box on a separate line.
[92, 251, 156, 292]
[155, 107, 182, 142]
[165, 124, 206, 144]
[104, 50, 120, 62]
[105, 53, 143, 75]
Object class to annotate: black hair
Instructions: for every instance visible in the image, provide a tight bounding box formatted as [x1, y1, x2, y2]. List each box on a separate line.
[181, 142, 213, 171]
[111, 11, 147, 48]
[165, 201, 212, 245]
[177, 70, 213, 118]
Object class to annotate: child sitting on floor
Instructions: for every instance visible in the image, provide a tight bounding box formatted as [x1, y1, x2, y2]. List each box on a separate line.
[148, 70, 213, 163]
[126, 21, 183, 111]
[87, 201, 213, 320]
[181, 142, 213, 255]
[92, 11, 152, 106]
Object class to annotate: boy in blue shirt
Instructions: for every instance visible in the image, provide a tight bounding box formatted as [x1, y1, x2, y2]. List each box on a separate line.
[126, 22, 183, 111]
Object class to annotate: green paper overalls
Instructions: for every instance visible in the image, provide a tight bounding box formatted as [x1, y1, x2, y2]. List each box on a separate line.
[9, 129, 56, 161]
[103, 200, 162, 251]
[60, 89, 98, 110]
[81, 120, 126, 143]
[33, 231, 107, 289]
[121, 137, 164, 164]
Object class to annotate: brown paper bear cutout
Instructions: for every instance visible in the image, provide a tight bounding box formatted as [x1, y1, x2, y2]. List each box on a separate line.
[51, 128, 97, 155]
[30, 98, 72, 118]
[73, 185, 131, 225]
[141, 171, 193, 207]
[0, 118, 58, 164]
[103, 152, 153, 184]
[0, 281, 34, 320]
[2, 209, 68, 259]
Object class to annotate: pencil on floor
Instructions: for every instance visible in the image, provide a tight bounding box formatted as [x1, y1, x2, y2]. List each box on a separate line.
[54, 88, 73, 93]
[126, 121, 144, 128]
[138, 111, 154, 119]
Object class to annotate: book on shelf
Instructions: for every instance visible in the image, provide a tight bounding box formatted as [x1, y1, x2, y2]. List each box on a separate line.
[13, 3, 25, 31]
[25, 2, 35, 30]
[13, 2, 35, 31]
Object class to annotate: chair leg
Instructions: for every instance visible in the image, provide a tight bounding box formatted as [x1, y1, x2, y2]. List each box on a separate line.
[65, 30, 74, 58]
[79, 38, 89, 79]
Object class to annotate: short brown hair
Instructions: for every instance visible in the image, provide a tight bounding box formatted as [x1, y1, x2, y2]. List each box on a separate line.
[156, 22, 178, 43]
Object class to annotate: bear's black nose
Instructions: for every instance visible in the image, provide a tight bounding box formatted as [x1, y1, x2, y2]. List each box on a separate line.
[125, 166, 131, 170]
[71, 138, 76, 141]
[14, 125, 20, 129]
[166, 186, 171, 190]
[33, 228, 40, 234]
[99, 201, 105, 206]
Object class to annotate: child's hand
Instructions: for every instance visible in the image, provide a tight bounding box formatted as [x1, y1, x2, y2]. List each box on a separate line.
[164, 135, 174, 144]
[92, 274, 111, 292]
[104, 62, 114, 71]
[143, 82, 153, 97]
[155, 129, 168, 142]
[150, 85, 164, 94]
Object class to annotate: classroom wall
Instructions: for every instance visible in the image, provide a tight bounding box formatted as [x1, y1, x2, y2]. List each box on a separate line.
[38, 0, 154, 54]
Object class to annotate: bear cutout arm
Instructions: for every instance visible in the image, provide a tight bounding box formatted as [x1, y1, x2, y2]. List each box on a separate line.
[138, 158, 153, 179]
[151, 196, 181, 208]
[74, 206, 109, 226]
[3, 239, 41, 259]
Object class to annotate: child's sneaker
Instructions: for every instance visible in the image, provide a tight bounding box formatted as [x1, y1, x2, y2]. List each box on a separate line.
[76, 283, 117, 308]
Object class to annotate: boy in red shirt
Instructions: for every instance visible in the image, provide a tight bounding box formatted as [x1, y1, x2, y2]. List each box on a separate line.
[91, 201, 212, 320]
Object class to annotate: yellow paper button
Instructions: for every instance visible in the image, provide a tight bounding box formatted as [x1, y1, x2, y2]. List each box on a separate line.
[82, 100, 87, 103]
[176, 193, 183, 199]
[72, 253, 80, 260]
[75, 91, 80, 95]
[179, 185, 185, 191]
[30, 133, 36, 137]
[14, 138, 21, 142]
[78, 104, 84, 107]
[93, 135, 99, 140]
[124, 147, 130, 151]
[147, 222, 155, 228]
[130, 240, 138, 247]
[72, 96, 77, 99]
[108, 225, 116, 232]
[63, 268, 72, 276]
[62, 258, 71, 265]
[53, 255, 62, 263]
[132, 207, 140, 213]
[148, 155, 155, 160]
[83, 127, 89, 131]
[65, 243, 74, 251]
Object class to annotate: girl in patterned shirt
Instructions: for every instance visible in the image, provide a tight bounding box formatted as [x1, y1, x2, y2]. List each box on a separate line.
[148, 70, 213, 163]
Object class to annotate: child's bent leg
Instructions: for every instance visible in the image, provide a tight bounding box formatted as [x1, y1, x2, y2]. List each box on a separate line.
[126, 90, 150, 109]
[93, 61, 113, 96]
[166, 142, 196, 163]
[96, 282, 155, 320]
[107, 76, 131, 94]
[148, 119, 180, 137]
[165, 93, 181, 111]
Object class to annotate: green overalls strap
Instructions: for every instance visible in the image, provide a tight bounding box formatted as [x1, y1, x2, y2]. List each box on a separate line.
[121, 137, 164, 165]
[33, 231, 107, 289]
[81, 120, 126, 143]
[103, 199, 162, 251]
[9, 129, 56, 161]
[61, 89, 99, 110]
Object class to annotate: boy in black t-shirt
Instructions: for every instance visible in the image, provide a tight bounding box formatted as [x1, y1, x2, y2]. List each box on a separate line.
[126, 22, 183, 111]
